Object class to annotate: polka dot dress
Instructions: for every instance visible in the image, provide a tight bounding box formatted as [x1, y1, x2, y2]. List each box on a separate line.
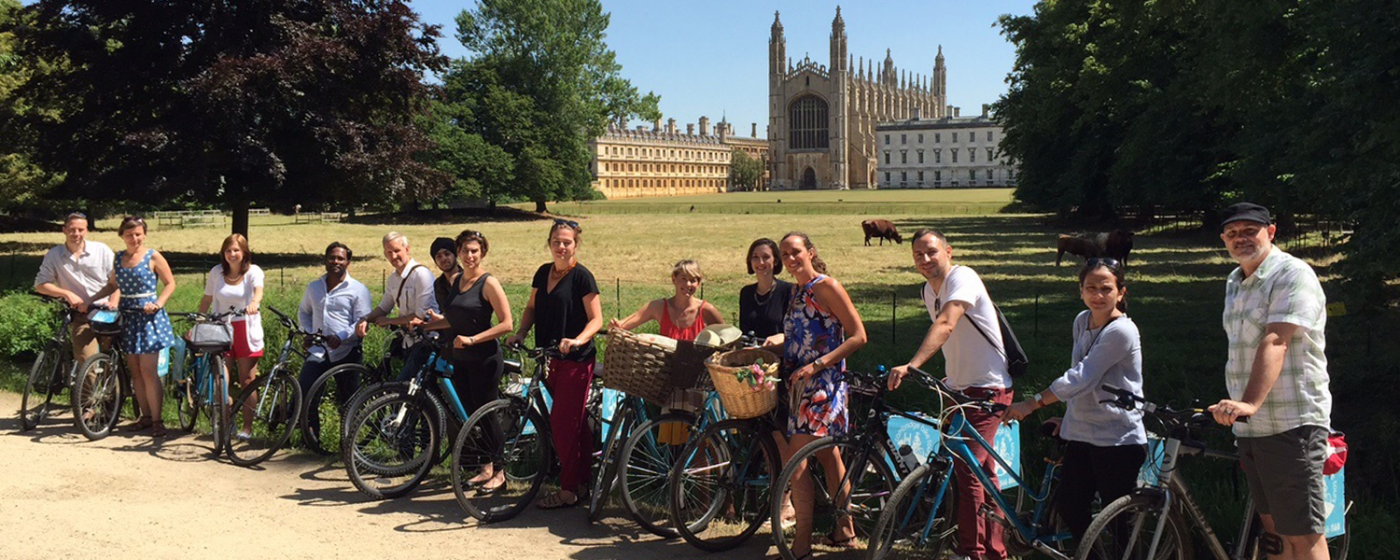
[115, 249, 175, 355]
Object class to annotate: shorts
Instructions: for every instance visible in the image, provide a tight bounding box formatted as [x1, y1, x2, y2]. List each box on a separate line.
[230, 320, 264, 359]
[1238, 425, 1328, 536]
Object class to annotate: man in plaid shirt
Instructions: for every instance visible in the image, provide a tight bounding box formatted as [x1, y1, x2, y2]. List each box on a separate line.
[1210, 202, 1333, 560]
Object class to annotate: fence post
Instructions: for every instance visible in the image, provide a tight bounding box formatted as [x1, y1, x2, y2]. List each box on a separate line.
[616, 278, 621, 319]
[1033, 292, 1040, 340]
[891, 291, 897, 344]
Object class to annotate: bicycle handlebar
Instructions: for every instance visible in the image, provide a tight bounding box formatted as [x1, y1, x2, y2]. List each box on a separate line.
[1100, 385, 1247, 424]
[908, 366, 1007, 413]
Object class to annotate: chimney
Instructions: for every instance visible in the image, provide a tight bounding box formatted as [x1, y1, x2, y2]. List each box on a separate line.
[667, 118, 677, 134]
[981, 104, 990, 117]
[699, 116, 710, 136]
[687, 123, 695, 135]
[653, 117, 662, 132]
[953, 106, 961, 117]
[946, 105, 954, 117]
[751, 122, 758, 137]
[636, 125, 646, 133]
[912, 106, 922, 120]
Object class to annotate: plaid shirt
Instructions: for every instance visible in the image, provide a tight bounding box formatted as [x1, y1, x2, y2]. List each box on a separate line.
[1223, 248, 1332, 437]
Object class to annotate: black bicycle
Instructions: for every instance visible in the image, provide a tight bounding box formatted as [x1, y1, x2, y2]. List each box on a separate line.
[223, 307, 321, 466]
[70, 306, 144, 440]
[299, 325, 406, 455]
[19, 297, 81, 432]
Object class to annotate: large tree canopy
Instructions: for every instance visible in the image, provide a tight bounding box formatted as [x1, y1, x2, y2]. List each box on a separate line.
[428, 0, 659, 212]
[0, 0, 65, 209]
[5, 0, 449, 235]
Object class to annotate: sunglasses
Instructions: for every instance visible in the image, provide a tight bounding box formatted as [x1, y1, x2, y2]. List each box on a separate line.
[1085, 257, 1122, 270]
[553, 219, 580, 229]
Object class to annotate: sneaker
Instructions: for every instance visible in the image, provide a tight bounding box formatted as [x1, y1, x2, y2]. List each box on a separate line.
[235, 431, 253, 442]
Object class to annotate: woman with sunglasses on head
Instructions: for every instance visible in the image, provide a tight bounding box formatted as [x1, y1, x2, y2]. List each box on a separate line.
[776, 231, 868, 559]
[739, 238, 794, 347]
[505, 219, 603, 509]
[88, 216, 178, 437]
[1003, 258, 1145, 546]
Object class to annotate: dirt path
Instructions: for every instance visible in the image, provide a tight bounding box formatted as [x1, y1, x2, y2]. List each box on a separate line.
[0, 391, 773, 560]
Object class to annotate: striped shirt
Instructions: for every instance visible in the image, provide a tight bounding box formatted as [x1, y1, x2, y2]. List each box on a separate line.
[1223, 248, 1331, 437]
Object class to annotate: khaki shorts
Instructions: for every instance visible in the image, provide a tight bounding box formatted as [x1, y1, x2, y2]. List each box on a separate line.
[1239, 425, 1329, 536]
[69, 315, 101, 364]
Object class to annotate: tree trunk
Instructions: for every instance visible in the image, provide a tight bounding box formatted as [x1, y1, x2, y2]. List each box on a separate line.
[534, 199, 547, 213]
[230, 197, 250, 239]
[488, 199, 497, 213]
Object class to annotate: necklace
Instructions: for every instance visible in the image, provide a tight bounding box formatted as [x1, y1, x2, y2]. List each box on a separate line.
[753, 285, 775, 306]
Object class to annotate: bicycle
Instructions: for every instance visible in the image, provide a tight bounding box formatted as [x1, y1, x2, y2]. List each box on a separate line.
[1075, 386, 1349, 560]
[169, 309, 245, 456]
[223, 306, 320, 466]
[299, 324, 405, 455]
[452, 342, 568, 523]
[869, 367, 1082, 560]
[342, 328, 493, 499]
[70, 307, 145, 440]
[19, 297, 81, 432]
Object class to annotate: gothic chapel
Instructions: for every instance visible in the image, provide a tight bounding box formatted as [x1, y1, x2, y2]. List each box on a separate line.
[768, 8, 948, 190]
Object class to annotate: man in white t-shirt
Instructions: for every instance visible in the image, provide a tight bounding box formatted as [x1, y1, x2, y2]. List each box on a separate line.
[889, 228, 1013, 560]
[34, 213, 117, 363]
[355, 232, 438, 379]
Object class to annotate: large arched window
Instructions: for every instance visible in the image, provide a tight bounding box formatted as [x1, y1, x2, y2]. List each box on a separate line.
[789, 95, 829, 150]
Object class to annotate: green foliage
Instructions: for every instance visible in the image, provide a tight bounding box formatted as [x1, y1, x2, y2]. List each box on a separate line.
[728, 149, 764, 192]
[0, 292, 55, 357]
[433, 0, 660, 212]
[0, 0, 65, 208]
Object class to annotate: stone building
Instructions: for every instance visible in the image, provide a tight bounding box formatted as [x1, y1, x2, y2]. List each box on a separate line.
[768, 7, 947, 190]
[590, 117, 770, 199]
[875, 105, 1016, 189]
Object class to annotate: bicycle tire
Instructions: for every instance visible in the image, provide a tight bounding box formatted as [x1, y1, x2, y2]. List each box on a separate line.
[302, 362, 373, 455]
[20, 342, 63, 431]
[619, 410, 698, 538]
[771, 436, 898, 560]
[339, 380, 406, 447]
[206, 354, 230, 456]
[1073, 491, 1193, 560]
[71, 352, 123, 440]
[453, 397, 553, 523]
[343, 389, 442, 499]
[668, 418, 780, 552]
[868, 461, 958, 560]
[588, 405, 635, 524]
[226, 369, 303, 466]
[174, 354, 200, 432]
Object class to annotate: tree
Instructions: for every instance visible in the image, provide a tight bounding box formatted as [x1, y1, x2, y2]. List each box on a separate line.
[7, 0, 449, 236]
[438, 0, 659, 213]
[0, 0, 65, 210]
[729, 149, 763, 192]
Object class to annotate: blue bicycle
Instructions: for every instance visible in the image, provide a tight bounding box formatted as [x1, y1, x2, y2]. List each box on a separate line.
[170, 310, 244, 456]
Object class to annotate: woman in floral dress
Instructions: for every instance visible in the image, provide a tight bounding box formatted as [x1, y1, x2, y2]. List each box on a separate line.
[776, 232, 868, 559]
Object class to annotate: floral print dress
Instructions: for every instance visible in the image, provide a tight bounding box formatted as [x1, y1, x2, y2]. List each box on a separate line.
[782, 275, 849, 437]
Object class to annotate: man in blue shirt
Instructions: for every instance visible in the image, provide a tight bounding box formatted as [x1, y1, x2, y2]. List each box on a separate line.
[297, 242, 373, 435]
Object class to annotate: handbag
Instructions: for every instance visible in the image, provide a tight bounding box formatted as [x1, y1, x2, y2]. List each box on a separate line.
[187, 320, 234, 352]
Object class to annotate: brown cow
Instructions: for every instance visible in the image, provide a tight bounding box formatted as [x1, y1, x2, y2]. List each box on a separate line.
[1056, 234, 1102, 265]
[1056, 229, 1135, 266]
[862, 219, 903, 246]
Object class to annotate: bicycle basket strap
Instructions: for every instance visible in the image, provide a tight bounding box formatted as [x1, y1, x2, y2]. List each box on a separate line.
[188, 321, 234, 351]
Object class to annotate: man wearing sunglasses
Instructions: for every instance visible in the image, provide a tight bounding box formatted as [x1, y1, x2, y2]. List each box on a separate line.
[34, 212, 117, 364]
[1210, 202, 1333, 560]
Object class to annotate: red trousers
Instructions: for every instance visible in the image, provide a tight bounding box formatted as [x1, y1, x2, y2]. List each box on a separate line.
[546, 359, 595, 493]
[954, 387, 1014, 560]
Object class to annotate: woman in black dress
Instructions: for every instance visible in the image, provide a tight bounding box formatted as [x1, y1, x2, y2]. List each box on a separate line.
[738, 238, 794, 346]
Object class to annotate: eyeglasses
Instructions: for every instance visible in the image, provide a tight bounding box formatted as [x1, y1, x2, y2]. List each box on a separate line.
[1085, 257, 1121, 270]
[553, 219, 580, 229]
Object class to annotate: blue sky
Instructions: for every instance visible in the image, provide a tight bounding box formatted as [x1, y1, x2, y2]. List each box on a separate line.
[414, 0, 1039, 136]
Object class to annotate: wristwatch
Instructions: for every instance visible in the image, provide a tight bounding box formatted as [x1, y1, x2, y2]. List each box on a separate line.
[1033, 392, 1046, 408]
[813, 357, 826, 370]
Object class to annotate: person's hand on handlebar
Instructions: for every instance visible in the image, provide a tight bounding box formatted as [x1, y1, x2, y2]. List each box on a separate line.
[1208, 399, 1256, 426]
[61, 291, 85, 311]
[1004, 399, 1039, 423]
[244, 301, 259, 316]
[326, 334, 342, 350]
[887, 364, 914, 390]
[559, 337, 585, 354]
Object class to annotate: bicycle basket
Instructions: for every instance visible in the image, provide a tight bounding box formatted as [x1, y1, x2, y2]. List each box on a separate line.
[87, 309, 122, 336]
[186, 321, 233, 352]
[705, 348, 780, 419]
[601, 328, 678, 406]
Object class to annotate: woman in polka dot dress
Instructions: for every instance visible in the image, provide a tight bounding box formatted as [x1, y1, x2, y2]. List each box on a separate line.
[91, 216, 177, 437]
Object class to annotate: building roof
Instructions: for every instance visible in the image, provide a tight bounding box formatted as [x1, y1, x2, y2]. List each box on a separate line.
[876, 115, 1001, 131]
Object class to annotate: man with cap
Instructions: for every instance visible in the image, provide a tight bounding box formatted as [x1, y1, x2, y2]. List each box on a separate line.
[1209, 202, 1333, 560]
[355, 231, 439, 380]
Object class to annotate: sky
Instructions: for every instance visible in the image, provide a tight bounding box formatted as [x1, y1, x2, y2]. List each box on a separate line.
[413, 0, 1039, 136]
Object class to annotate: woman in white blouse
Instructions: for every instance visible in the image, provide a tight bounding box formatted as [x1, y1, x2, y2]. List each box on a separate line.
[197, 233, 265, 438]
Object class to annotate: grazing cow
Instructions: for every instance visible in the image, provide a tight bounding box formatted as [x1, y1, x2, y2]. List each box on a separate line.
[862, 219, 903, 246]
[1056, 229, 1136, 266]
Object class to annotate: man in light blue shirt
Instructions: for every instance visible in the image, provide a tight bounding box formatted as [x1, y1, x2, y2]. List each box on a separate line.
[297, 241, 372, 434]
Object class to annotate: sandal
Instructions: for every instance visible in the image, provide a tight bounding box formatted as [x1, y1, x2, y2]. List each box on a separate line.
[151, 422, 168, 438]
[819, 532, 859, 548]
[535, 492, 579, 509]
[124, 417, 153, 432]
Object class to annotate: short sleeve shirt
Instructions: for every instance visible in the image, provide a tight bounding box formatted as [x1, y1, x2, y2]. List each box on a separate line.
[204, 265, 264, 321]
[925, 265, 1011, 390]
[34, 241, 114, 300]
[376, 260, 438, 319]
[531, 263, 599, 362]
[1223, 248, 1331, 437]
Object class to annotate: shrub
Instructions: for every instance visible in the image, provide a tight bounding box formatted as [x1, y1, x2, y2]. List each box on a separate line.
[0, 291, 55, 357]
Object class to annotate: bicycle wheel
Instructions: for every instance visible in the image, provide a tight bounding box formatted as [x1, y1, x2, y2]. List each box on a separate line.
[668, 418, 780, 552]
[1074, 491, 1193, 560]
[174, 356, 200, 432]
[771, 436, 898, 560]
[620, 410, 697, 538]
[868, 461, 958, 560]
[227, 369, 303, 466]
[302, 362, 372, 455]
[208, 354, 230, 456]
[71, 352, 123, 440]
[453, 397, 553, 523]
[589, 404, 635, 524]
[343, 389, 443, 499]
[339, 380, 405, 447]
[20, 342, 63, 431]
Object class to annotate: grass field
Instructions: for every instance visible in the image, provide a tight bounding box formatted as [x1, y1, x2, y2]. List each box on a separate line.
[1, 188, 1392, 554]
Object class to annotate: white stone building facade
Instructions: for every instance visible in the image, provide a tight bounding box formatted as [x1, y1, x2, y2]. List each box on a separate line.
[875, 108, 1017, 189]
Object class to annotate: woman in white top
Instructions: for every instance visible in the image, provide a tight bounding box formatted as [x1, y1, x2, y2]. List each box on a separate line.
[197, 234, 265, 438]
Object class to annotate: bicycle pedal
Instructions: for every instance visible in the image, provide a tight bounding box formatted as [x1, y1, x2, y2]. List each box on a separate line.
[979, 504, 1011, 528]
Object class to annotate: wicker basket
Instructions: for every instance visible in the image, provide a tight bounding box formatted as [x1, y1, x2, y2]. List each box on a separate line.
[706, 348, 781, 419]
[598, 328, 676, 405]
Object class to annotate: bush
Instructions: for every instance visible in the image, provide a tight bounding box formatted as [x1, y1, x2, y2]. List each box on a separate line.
[0, 291, 55, 357]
